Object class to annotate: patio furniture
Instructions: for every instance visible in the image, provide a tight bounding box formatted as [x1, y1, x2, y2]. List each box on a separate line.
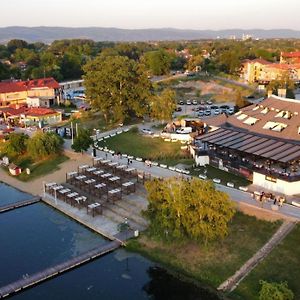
[87, 202, 102, 217]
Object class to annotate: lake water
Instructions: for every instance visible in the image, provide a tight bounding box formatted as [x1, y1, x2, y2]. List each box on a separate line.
[0, 183, 220, 300]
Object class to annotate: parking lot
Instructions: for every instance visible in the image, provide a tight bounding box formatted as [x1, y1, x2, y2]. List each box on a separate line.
[173, 99, 236, 119]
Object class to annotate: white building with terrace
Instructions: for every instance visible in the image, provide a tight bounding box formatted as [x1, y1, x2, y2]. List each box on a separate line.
[195, 95, 300, 195]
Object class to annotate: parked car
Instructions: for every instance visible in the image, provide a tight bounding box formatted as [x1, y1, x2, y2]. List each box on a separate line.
[206, 100, 213, 105]
[175, 106, 182, 112]
[198, 110, 204, 117]
[178, 100, 184, 105]
[141, 128, 153, 135]
[214, 108, 220, 115]
[204, 110, 211, 116]
[200, 100, 205, 105]
[192, 99, 198, 105]
[211, 105, 219, 110]
[186, 99, 192, 105]
[227, 107, 235, 115]
[176, 127, 193, 134]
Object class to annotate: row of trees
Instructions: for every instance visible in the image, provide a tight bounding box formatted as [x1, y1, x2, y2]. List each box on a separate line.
[2, 38, 300, 82]
[4, 132, 63, 160]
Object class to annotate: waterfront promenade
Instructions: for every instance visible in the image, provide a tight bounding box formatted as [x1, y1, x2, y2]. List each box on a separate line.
[1, 146, 300, 222]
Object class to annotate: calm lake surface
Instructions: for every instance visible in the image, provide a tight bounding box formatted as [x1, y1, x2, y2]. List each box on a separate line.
[0, 183, 220, 300]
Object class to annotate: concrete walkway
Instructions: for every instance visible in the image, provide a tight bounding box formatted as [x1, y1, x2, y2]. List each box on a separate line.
[218, 221, 296, 292]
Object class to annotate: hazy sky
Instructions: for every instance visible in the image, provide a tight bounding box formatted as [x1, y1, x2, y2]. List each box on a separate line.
[1, 0, 300, 29]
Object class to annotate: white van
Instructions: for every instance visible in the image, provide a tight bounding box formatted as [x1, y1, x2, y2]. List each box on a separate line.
[176, 127, 193, 134]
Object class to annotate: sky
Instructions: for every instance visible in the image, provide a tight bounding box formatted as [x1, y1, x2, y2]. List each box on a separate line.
[1, 0, 300, 30]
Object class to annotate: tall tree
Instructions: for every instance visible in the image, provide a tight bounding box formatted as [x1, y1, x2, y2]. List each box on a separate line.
[26, 132, 63, 160]
[83, 54, 152, 123]
[150, 89, 176, 122]
[144, 178, 236, 243]
[143, 49, 171, 75]
[5, 133, 29, 157]
[71, 128, 93, 153]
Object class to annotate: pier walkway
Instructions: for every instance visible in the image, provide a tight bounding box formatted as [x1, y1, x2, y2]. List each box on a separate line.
[0, 197, 40, 213]
[0, 240, 121, 298]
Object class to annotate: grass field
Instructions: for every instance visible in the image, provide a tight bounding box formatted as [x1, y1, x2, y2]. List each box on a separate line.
[191, 165, 251, 187]
[127, 212, 281, 289]
[97, 129, 191, 164]
[231, 224, 300, 300]
[12, 155, 69, 182]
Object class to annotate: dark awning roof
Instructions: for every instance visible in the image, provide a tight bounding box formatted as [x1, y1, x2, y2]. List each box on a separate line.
[198, 128, 300, 163]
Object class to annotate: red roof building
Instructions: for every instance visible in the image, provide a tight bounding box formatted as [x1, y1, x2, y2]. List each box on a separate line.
[0, 78, 61, 107]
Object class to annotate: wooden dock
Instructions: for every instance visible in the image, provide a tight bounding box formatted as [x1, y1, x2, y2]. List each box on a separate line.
[0, 197, 40, 213]
[0, 240, 121, 298]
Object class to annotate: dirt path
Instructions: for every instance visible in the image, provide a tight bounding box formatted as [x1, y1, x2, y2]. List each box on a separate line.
[218, 220, 296, 292]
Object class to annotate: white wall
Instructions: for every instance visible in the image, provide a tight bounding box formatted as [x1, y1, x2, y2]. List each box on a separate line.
[253, 172, 300, 196]
[195, 155, 210, 166]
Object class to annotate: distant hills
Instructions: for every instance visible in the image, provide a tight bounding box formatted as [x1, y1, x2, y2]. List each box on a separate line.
[1, 27, 300, 43]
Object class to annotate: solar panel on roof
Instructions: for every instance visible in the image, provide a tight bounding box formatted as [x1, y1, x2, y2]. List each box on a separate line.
[238, 138, 267, 152]
[279, 150, 300, 163]
[253, 141, 284, 156]
[270, 146, 300, 161]
[259, 144, 292, 159]
[207, 131, 237, 144]
[242, 139, 275, 154]
[221, 133, 248, 147]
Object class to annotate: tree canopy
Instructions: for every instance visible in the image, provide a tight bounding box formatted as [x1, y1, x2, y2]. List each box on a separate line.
[150, 89, 176, 122]
[5, 133, 29, 157]
[144, 178, 236, 243]
[83, 53, 152, 123]
[71, 128, 93, 153]
[259, 280, 294, 300]
[143, 49, 171, 75]
[26, 132, 64, 160]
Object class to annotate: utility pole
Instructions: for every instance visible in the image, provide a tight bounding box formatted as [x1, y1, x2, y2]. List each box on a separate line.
[71, 122, 74, 145]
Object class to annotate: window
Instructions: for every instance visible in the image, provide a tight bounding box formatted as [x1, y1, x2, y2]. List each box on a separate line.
[237, 113, 248, 120]
[261, 107, 269, 114]
[275, 110, 292, 119]
[243, 117, 259, 125]
[263, 121, 287, 132]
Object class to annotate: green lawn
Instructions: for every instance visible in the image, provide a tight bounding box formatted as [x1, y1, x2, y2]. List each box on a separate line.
[231, 224, 300, 300]
[13, 155, 69, 182]
[127, 212, 281, 289]
[97, 129, 191, 163]
[191, 165, 251, 187]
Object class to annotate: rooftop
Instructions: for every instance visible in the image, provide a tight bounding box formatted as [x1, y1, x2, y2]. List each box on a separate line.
[0, 78, 59, 94]
[205, 95, 300, 143]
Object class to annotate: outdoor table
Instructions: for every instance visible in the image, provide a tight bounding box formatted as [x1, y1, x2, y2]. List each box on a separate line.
[52, 185, 64, 190]
[108, 162, 118, 167]
[75, 175, 87, 180]
[93, 170, 104, 176]
[116, 165, 127, 170]
[101, 173, 112, 179]
[109, 176, 120, 182]
[86, 167, 97, 173]
[85, 179, 96, 184]
[78, 165, 89, 172]
[87, 202, 102, 217]
[46, 182, 56, 188]
[101, 160, 111, 164]
[125, 167, 136, 173]
[67, 192, 79, 205]
[108, 188, 121, 203]
[66, 171, 78, 182]
[58, 188, 71, 201]
[122, 181, 135, 194]
[67, 171, 77, 177]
